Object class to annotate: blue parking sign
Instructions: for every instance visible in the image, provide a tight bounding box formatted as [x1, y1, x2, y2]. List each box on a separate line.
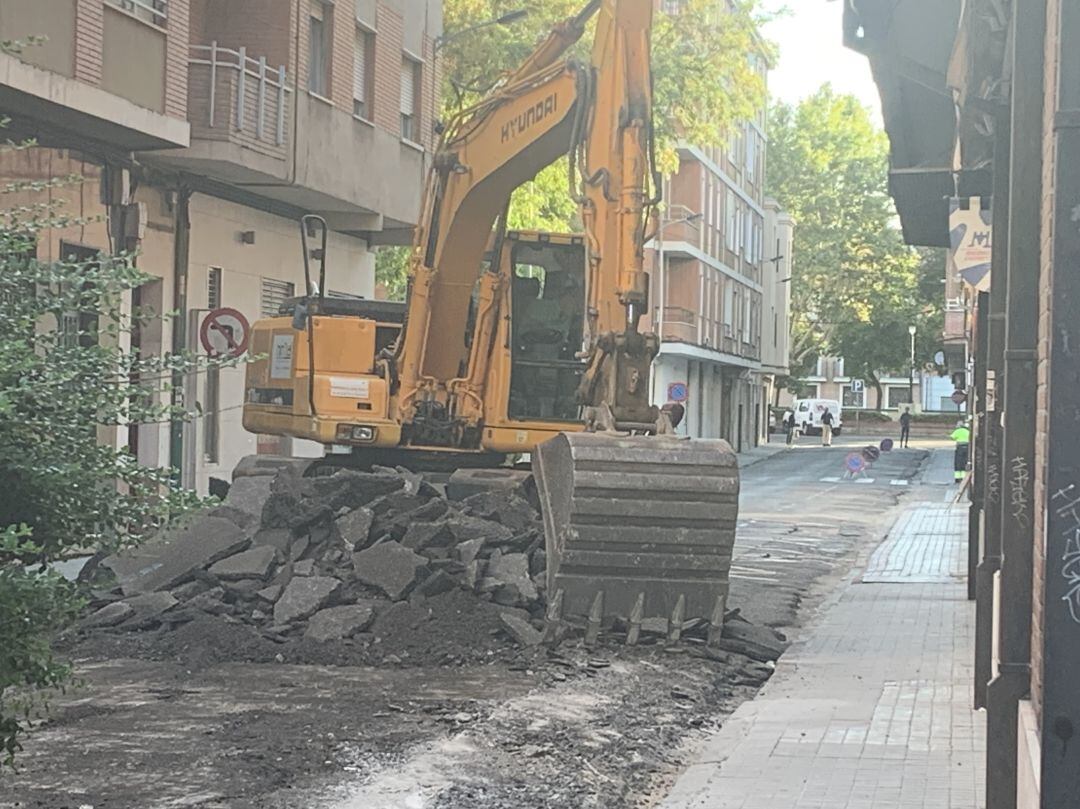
[667, 382, 688, 402]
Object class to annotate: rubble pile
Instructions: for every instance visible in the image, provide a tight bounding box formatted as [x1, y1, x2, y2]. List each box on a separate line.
[80, 462, 552, 657]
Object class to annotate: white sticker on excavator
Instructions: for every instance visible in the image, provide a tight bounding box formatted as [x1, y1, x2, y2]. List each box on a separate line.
[269, 334, 294, 379]
[330, 377, 370, 398]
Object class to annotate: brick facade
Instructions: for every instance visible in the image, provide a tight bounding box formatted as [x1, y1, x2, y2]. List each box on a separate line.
[74, 0, 104, 86]
[1031, 0, 1061, 734]
[164, 0, 189, 119]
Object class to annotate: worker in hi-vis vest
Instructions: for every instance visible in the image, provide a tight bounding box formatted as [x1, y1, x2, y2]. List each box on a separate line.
[950, 420, 971, 482]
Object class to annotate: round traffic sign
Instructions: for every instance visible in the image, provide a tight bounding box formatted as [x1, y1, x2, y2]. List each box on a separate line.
[951, 389, 968, 405]
[845, 452, 866, 474]
[862, 445, 881, 463]
[200, 307, 251, 358]
[667, 382, 689, 403]
[880, 438, 894, 452]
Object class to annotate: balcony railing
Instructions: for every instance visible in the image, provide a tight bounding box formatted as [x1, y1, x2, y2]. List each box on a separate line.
[659, 306, 761, 362]
[188, 43, 292, 160]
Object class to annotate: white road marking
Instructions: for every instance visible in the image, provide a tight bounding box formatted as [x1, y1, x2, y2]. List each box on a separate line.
[820, 476, 842, 483]
[890, 479, 910, 486]
[855, 478, 876, 484]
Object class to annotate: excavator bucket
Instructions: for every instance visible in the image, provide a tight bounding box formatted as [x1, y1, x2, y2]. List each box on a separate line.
[533, 432, 740, 643]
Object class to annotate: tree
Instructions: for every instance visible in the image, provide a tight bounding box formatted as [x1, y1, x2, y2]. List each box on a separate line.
[766, 87, 942, 406]
[440, 0, 773, 229]
[0, 161, 227, 764]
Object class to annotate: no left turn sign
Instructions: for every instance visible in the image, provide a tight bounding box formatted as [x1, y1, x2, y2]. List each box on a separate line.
[200, 307, 251, 358]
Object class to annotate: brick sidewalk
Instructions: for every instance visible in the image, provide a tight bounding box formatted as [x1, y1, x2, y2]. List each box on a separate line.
[662, 503, 984, 809]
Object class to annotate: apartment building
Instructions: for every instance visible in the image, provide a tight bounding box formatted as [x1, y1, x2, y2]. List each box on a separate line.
[0, 0, 440, 494]
[646, 97, 791, 451]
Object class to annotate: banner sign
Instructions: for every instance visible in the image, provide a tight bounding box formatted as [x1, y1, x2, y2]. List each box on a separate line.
[949, 196, 992, 291]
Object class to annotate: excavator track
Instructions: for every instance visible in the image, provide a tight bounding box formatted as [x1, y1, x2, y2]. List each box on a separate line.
[533, 432, 739, 642]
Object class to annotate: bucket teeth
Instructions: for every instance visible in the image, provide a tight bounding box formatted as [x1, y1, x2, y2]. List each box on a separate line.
[533, 432, 740, 644]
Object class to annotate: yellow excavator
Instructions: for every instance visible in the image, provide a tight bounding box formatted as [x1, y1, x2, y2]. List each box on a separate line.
[242, 0, 739, 638]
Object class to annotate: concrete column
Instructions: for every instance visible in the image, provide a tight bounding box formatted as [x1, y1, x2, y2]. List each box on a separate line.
[985, 2, 1045, 806]
[975, 106, 1011, 711]
[1040, 0, 1080, 801]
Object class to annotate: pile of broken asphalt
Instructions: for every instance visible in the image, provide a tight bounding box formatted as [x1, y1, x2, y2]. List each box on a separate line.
[67, 461, 788, 674]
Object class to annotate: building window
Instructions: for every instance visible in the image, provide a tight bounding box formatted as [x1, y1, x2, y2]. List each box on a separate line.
[400, 56, 421, 141]
[353, 28, 374, 119]
[773, 312, 778, 347]
[108, 0, 167, 26]
[207, 266, 222, 309]
[745, 126, 756, 176]
[723, 283, 734, 334]
[725, 190, 737, 251]
[842, 384, 865, 409]
[887, 386, 913, 409]
[261, 278, 295, 318]
[308, 0, 332, 97]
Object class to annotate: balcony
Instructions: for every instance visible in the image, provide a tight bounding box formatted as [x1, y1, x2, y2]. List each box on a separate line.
[188, 43, 291, 164]
[0, 0, 189, 150]
[658, 306, 761, 363]
[151, 41, 425, 238]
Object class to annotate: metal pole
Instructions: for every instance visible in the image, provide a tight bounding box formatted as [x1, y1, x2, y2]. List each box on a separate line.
[237, 46, 247, 131]
[908, 329, 915, 407]
[975, 105, 1011, 712]
[169, 187, 192, 483]
[985, 2, 1045, 806]
[208, 41, 217, 128]
[1041, 0, 1080, 800]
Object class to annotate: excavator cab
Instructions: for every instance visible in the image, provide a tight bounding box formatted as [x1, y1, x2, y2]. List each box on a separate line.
[506, 233, 587, 422]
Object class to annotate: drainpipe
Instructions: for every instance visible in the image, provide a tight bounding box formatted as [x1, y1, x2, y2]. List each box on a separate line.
[974, 102, 1011, 712]
[1040, 0, 1080, 801]
[169, 186, 192, 481]
[985, 1, 1044, 806]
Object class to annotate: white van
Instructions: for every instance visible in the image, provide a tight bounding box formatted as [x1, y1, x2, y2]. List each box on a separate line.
[792, 398, 843, 436]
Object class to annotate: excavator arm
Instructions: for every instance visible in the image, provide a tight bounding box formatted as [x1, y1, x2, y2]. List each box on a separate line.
[392, 5, 599, 444]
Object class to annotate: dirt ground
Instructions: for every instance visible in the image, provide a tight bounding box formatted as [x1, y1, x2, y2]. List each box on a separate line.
[0, 444, 926, 809]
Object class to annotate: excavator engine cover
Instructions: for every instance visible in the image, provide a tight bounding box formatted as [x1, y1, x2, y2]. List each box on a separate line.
[533, 432, 739, 636]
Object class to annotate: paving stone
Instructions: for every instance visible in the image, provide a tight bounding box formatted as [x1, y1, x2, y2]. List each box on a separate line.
[454, 538, 486, 566]
[80, 601, 134, 629]
[293, 559, 316, 576]
[121, 591, 178, 625]
[487, 551, 538, 605]
[415, 570, 457, 597]
[401, 521, 452, 551]
[222, 475, 274, 524]
[273, 576, 342, 625]
[444, 515, 514, 545]
[186, 587, 229, 615]
[304, 603, 378, 642]
[352, 542, 426, 600]
[251, 528, 293, 553]
[461, 491, 539, 533]
[208, 546, 277, 581]
[103, 516, 250, 596]
[335, 507, 374, 550]
[499, 612, 542, 647]
[256, 584, 283, 603]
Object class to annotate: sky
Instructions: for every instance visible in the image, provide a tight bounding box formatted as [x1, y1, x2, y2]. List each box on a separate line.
[761, 0, 882, 119]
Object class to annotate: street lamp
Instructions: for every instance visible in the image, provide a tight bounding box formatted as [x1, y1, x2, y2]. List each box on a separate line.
[434, 9, 529, 53]
[908, 324, 917, 409]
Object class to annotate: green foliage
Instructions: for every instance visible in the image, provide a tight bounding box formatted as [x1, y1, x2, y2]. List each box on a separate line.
[375, 246, 411, 301]
[0, 526, 81, 768]
[766, 87, 943, 396]
[440, 0, 773, 229]
[0, 166, 230, 764]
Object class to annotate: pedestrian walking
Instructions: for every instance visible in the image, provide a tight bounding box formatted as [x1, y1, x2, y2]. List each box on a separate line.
[820, 407, 835, 447]
[784, 410, 797, 447]
[899, 406, 912, 448]
[951, 419, 971, 483]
